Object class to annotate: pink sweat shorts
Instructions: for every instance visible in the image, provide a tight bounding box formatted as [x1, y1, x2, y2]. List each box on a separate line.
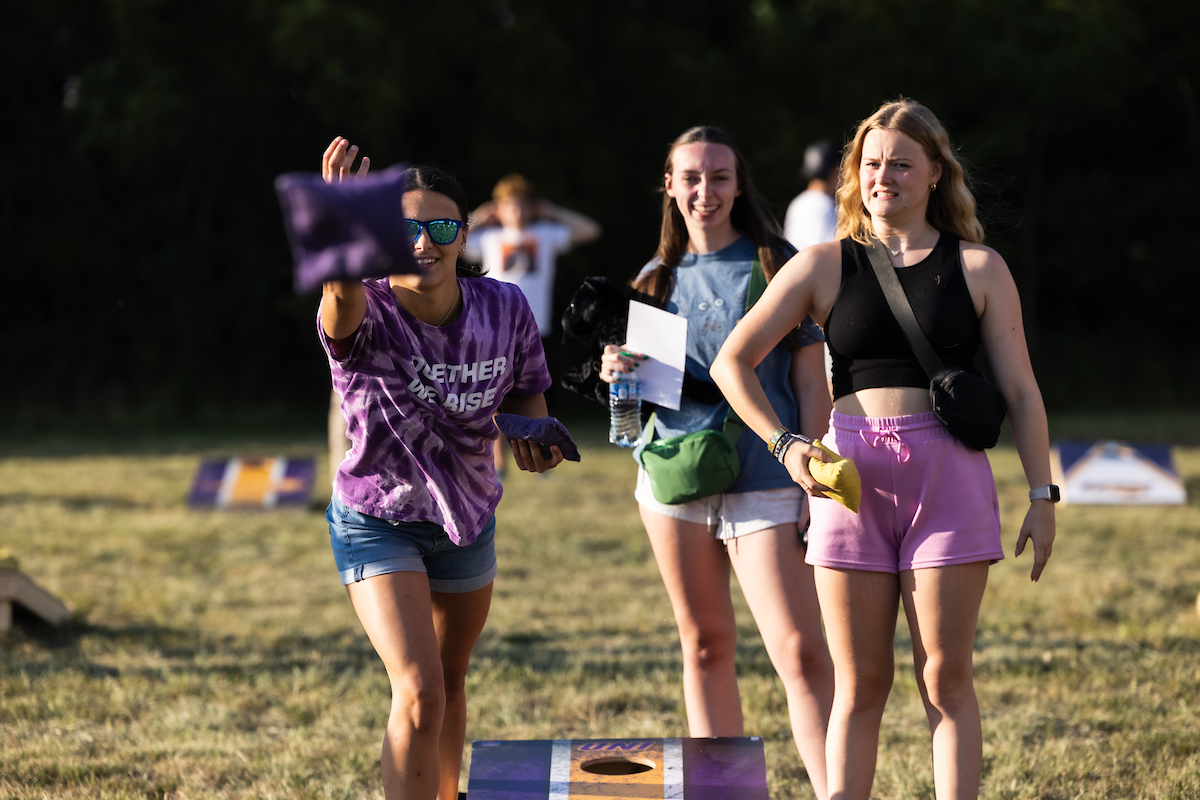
[806, 411, 1004, 573]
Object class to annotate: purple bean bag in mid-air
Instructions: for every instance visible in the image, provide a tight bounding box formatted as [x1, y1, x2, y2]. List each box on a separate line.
[275, 164, 418, 293]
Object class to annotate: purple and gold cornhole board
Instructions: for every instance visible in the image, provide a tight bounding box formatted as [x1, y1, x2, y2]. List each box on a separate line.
[188, 456, 315, 509]
[467, 737, 768, 799]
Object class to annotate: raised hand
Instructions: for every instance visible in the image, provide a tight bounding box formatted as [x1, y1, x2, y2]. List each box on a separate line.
[321, 136, 371, 184]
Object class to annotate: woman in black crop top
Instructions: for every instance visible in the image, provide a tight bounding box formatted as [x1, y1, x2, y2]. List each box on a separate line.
[712, 100, 1056, 800]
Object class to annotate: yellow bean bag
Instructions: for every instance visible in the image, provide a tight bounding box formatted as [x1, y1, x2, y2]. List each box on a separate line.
[808, 441, 862, 514]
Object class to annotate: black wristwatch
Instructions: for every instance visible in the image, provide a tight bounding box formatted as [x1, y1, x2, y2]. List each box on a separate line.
[1028, 484, 1060, 503]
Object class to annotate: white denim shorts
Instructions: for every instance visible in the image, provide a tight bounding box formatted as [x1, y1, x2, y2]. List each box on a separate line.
[635, 468, 806, 541]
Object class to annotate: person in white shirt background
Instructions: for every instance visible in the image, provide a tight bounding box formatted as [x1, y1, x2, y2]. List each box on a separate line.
[465, 173, 602, 475]
[784, 140, 840, 251]
[784, 140, 841, 389]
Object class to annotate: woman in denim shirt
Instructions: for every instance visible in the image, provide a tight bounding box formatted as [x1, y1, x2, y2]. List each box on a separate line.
[601, 126, 834, 800]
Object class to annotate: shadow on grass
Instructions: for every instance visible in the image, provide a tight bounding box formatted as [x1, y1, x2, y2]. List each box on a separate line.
[3, 609, 379, 677]
[479, 626, 791, 682]
[0, 492, 149, 511]
[973, 631, 1200, 681]
[474, 642, 683, 682]
[7, 612, 698, 690]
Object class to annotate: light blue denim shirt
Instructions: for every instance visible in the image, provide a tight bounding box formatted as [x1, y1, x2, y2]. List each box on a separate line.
[637, 237, 823, 493]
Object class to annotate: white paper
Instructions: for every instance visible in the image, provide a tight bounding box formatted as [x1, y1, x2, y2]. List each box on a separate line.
[625, 300, 687, 410]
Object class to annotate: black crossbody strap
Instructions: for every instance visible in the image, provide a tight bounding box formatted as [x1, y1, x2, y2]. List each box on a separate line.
[863, 239, 947, 380]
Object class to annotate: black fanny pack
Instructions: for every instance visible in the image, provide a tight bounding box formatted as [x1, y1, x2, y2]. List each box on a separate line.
[928, 367, 1007, 450]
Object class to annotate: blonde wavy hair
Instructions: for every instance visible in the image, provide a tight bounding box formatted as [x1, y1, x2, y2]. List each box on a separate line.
[835, 99, 984, 245]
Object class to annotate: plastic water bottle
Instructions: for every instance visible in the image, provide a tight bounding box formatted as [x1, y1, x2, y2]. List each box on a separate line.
[608, 372, 642, 448]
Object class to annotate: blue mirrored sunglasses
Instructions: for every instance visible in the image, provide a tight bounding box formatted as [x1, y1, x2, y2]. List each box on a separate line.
[403, 218, 464, 245]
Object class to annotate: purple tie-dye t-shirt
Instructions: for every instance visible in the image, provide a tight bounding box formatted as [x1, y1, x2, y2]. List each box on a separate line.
[320, 276, 551, 545]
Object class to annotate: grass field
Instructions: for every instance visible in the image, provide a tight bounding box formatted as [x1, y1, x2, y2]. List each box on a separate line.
[2, 412, 1199, 799]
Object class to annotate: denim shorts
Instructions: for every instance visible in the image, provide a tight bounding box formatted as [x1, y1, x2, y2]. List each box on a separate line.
[327, 495, 498, 592]
[634, 468, 807, 541]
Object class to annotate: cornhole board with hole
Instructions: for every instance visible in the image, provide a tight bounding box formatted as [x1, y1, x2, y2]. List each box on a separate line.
[1052, 441, 1186, 505]
[187, 456, 316, 509]
[467, 736, 768, 799]
[0, 569, 71, 634]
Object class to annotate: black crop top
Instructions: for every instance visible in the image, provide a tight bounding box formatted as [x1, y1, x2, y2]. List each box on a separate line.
[825, 233, 982, 400]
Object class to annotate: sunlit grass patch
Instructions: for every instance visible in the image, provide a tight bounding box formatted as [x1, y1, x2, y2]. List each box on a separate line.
[2, 420, 1199, 799]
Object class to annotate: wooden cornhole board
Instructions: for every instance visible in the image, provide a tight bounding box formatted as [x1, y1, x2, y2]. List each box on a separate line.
[0, 569, 71, 634]
[467, 736, 768, 799]
[187, 455, 315, 509]
[1052, 441, 1186, 505]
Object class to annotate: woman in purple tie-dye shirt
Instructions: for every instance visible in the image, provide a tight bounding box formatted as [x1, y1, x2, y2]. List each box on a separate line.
[319, 136, 564, 800]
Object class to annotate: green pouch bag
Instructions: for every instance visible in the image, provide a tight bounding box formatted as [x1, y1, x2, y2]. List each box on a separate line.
[634, 257, 767, 505]
[638, 412, 744, 505]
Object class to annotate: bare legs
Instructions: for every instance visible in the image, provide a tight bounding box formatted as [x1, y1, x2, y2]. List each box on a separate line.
[815, 563, 989, 800]
[902, 563, 989, 800]
[641, 506, 833, 799]
[729, 528, 834, 800]
[813, 569, 900, 800]
[347, 572, 493, 800]
[641, 508, 744, 735]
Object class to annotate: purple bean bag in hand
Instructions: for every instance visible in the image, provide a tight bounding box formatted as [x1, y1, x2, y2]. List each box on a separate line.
[493, 414, 581, 462]
[275, 164, 418, 293]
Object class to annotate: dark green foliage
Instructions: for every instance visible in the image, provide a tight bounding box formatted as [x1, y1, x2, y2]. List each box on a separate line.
[2, 0, 1198, 425]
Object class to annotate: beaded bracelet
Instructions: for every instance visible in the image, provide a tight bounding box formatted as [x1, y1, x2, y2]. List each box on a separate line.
[766, 427, 789, 457]
[774, 431, 813, 465]
[769, 428, 811, 460]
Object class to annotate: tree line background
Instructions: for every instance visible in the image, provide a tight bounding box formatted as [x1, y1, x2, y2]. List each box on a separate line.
[4, 0, 1199, 431]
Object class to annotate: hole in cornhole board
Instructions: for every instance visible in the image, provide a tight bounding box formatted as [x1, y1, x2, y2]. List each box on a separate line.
[467, 736, 769, 799]
[580, 756, 656, 775]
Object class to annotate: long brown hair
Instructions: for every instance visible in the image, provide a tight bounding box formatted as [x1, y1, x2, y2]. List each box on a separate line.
[835, 99, 984, 245]
[634, 126, 791, 301]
